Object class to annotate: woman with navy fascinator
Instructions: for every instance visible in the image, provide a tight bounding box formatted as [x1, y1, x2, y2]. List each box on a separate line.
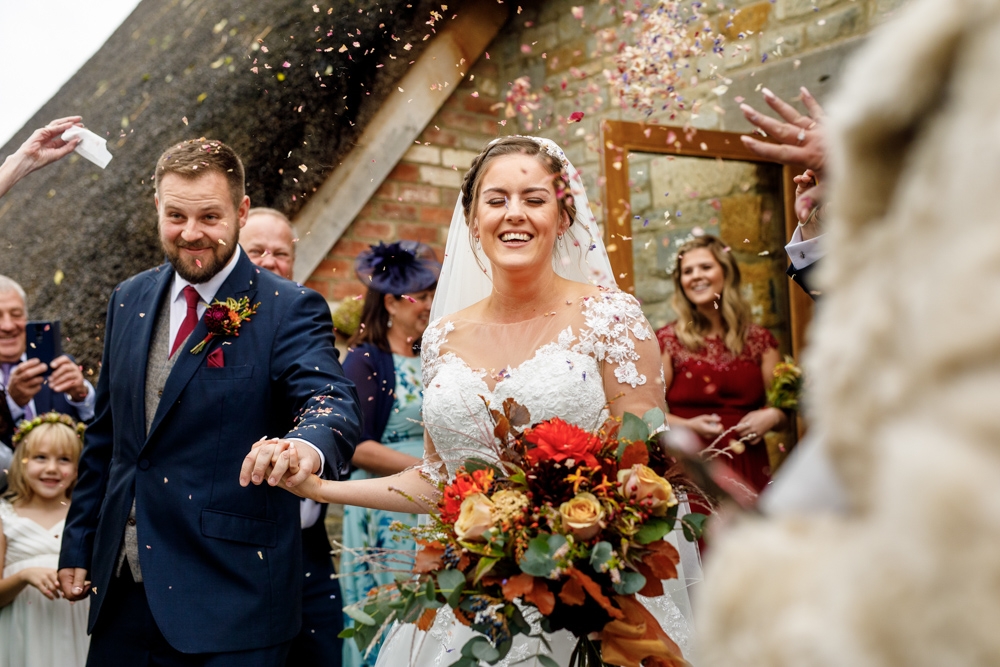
[339, 240, 439, 667]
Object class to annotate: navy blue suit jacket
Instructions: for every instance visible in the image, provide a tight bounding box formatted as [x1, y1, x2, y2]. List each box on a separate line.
[59, 253, 361, 654]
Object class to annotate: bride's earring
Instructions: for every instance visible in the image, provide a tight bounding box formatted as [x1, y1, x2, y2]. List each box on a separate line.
[387, 316, 393, 328]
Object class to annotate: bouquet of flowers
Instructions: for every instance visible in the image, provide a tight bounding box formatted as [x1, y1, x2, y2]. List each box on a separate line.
[342, 399, 705, 667]
[766, 357, 803, 412]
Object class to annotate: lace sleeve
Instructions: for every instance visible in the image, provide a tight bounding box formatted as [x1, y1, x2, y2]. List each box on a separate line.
[576, 291, 668, 419]
[420, 318, 452, 386]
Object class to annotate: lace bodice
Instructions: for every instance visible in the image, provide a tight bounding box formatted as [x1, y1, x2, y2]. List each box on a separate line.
[421, 290, 666, 477]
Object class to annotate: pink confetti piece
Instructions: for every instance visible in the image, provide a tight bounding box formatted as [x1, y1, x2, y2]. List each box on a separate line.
[568, 111, 585, 123]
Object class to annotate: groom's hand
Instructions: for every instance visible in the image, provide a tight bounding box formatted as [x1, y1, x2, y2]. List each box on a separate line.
[240, 438, 320, 488]
[58, 567, 91, 601]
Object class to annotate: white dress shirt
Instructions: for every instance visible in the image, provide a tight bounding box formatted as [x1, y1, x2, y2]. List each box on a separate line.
[171, 247, 324, 528]
[785, 225, 825, 271]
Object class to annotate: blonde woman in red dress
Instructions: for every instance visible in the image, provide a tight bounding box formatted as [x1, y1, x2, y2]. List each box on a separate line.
[657, 235, 786, 493]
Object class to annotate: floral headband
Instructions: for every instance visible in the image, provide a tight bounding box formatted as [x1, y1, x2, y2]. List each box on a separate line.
[12, 411, 86, 445]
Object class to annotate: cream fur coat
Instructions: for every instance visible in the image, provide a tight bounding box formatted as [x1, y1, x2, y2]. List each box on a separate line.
[696, 0, 1000, 664]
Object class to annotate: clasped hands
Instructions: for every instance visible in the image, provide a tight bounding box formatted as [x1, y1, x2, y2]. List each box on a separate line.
[239, 438, 321, 497]
[7, 356, 88, 407]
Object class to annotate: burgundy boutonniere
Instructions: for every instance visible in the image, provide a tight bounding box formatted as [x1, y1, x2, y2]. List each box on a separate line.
[190, 296, 260, 354]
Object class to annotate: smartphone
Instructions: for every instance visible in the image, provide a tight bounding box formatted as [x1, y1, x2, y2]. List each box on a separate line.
[24, 321, 62, 374]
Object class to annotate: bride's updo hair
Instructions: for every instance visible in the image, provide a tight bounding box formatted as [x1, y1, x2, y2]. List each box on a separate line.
[460, 137, 577, 228]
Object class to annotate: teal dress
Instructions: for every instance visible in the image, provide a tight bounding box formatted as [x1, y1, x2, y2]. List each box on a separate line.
[341, 354, 423, 667]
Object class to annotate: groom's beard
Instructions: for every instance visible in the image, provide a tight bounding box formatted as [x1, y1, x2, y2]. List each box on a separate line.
[164, 231, 239, 283]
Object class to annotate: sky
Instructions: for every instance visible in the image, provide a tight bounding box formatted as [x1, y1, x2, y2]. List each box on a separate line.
[0, 0, 142, 148]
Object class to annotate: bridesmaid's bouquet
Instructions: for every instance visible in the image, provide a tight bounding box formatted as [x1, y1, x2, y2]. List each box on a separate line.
[342, 400, 703, 667]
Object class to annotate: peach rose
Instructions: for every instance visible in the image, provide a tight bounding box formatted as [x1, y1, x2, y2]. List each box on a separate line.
[617, 464, 677, 516]
[454, 493, 496, 541]
[559, 492, 606, 541]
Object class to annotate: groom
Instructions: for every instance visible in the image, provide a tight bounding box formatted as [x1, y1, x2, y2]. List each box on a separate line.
[58, 138, 361, 665]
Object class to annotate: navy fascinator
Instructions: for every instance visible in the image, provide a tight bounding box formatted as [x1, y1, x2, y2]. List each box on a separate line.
[355, 241, 441, 295]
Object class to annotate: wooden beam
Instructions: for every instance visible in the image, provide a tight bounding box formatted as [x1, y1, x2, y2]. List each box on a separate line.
[293, 0, 509, 282]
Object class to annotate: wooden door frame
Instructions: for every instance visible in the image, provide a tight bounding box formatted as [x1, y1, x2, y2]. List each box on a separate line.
[600, 119, 813, 360]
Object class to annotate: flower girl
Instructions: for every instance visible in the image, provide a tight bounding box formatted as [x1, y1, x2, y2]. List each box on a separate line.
[0, 413, 89, 667]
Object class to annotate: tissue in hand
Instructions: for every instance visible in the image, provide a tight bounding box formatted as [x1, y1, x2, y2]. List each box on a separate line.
[61, 126, 113, 169]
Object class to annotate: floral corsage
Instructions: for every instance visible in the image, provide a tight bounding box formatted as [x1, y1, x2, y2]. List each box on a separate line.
[190, 296, 260, 354]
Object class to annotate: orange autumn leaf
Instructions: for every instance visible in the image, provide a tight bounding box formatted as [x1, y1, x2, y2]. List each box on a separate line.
[413, 541, 445, 574]
[634, 560, 664, 597]
[502, 573, 535, 601]
[416, 607, 437, 631]
[525, 578, 556, 616]
[508, 573, 556, 615]
[558, 575, 586, 606]
[564, 567, 625, 620]
[620, 441, 649, 469]
[601, 595, 688, 667]
[641, 539, 680, 581]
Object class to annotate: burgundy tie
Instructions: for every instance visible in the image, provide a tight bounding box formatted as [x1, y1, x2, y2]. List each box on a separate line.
[170, 286, 201, 357]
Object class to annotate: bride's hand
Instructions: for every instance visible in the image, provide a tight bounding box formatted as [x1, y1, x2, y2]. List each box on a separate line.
[275, 444, 327, 501]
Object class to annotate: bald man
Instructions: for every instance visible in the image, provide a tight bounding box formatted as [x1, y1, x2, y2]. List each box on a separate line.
[240, 207, 344, 667]
[242, 207, 296, 280]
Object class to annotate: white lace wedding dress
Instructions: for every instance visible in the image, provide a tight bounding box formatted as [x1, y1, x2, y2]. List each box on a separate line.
[374, 289, 699, 667]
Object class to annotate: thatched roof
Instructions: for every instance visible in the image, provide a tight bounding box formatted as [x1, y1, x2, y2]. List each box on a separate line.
[0, 0, 445, 370]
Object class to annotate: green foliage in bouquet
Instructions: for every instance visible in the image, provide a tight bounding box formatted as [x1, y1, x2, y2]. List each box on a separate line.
[340, 399, 704, 667]
[766, 357, 803, 411]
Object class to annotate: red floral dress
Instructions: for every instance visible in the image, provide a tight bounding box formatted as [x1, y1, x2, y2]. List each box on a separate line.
[657, 322, 778, 492]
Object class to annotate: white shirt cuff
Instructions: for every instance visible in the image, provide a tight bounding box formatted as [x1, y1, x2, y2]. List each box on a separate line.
[66, 381, 96, 421]
[6, 393, 25, 421]
[785, 226, 826, 270]
[300, 499, 322, 528]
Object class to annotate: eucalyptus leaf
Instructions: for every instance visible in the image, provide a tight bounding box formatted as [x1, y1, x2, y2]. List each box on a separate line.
[337, 627, 356, 639]
[642, 407, 665, 433]
[634, 517, 672, 545]
[436, 569, 467, 608]
[588, 541, 614, 571]
[682, 512, 709, 542]
[537, 657, 561, 667]
[620, 412, 650, 444]
[462, 636, 500, 662]
[424, 577, 437, 602]
[520, 534, 567, 578]
[612, 570, 647, 595]
[343, 605, 377, 626]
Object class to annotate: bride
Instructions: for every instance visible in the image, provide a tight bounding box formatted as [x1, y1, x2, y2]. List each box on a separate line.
[262, 136, 698, 665]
